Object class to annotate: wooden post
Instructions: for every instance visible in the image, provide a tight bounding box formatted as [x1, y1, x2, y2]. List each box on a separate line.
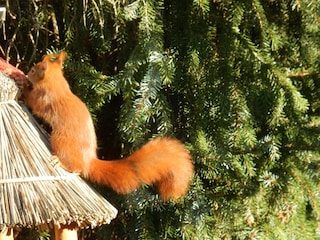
[54, 224, 78, 240]
[0, 227, 13, 240]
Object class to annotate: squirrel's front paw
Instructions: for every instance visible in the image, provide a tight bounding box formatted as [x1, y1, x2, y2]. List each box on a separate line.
[16, 78, 32, 90]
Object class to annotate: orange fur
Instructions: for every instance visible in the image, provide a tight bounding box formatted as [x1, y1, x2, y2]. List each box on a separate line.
[23, 51, 193, 201]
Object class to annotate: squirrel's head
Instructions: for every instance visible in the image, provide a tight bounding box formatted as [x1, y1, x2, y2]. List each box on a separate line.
[27, 61, 47, 84]
[27, 51, 67, 84]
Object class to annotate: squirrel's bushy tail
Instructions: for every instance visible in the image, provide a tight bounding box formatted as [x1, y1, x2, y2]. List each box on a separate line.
[87, 137, 193, 201]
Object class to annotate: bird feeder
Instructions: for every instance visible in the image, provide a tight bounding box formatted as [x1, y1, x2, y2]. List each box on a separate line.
[0, 60, 117, 239]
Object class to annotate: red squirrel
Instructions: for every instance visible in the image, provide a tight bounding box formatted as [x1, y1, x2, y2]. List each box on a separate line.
[22, 51, 193, 201]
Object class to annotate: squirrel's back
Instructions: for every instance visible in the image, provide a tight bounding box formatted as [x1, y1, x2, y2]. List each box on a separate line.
[26, 52, 98, 172]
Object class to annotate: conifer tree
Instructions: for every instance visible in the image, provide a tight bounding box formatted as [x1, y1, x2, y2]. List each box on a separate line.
[2, 0, 320, 239]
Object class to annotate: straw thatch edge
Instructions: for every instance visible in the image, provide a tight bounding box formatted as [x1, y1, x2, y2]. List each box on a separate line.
[0, 72, 117, 230]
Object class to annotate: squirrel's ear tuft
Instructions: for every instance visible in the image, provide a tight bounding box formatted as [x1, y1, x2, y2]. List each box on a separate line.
[38, 61, 48, 79]
[40, 61, 48, 72]
[53, 51, 67, 66]
[42, 51, 67, 67]
[58, 51, 67, 63]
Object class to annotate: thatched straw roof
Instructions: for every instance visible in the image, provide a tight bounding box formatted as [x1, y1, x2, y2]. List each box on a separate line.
[0, 71, 117, 229]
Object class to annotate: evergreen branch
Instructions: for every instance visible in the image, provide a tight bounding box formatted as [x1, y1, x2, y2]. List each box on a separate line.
[287, 71, 320, 78]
